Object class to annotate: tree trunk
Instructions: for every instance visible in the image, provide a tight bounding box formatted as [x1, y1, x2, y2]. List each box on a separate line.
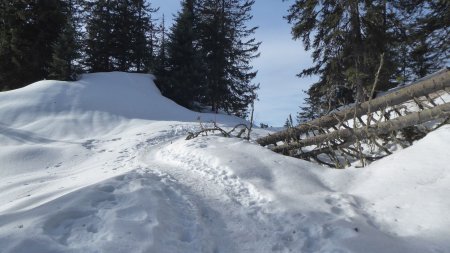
[271, 102, 450, 153]
[257, 68, 450, 146]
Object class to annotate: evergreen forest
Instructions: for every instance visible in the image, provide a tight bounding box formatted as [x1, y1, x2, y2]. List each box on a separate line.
[0, 0, 448, 121]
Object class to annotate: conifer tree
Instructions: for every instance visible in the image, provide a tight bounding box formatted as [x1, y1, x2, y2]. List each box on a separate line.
[286, 1, 397, 105]
[288, 1, 448, 120]
[297, 87, 323, 123]
[49, 0, 81, 81]
[197, 0, 260, 117]
[154, 15, 172, 94]
[84, 0, 158, 72]
[284, 114, 294, 128]
[0, 1, 18, 90]
[129, 0, 158, 72]
[159, 0, 260, 116]
[163, 0, 206, 108]
[84, 0, 113, 72]
[394, 0, 449, 80]
[0, 0, 66, 90]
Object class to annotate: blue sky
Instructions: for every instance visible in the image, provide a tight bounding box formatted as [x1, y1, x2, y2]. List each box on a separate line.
[151, 0, 317, 126]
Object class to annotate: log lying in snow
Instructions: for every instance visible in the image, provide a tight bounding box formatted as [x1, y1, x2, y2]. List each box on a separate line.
[291, 139, 355, 159]
[257, 68, 450, 146]
[271, 102, 450, 153]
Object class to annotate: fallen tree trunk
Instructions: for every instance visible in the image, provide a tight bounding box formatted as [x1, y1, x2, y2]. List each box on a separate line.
[291, 139, 355, 158]
[272, 102, 450, 153]
[257, 68, 450, 146]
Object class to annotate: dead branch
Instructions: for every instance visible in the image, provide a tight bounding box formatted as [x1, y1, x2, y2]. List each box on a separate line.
[186, 121, 252, 141]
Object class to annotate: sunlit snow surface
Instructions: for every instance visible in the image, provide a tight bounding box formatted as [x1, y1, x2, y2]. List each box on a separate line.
[0, 72, 449, 253]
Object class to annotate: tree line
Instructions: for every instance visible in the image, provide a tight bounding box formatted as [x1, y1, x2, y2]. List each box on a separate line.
[287, 0, 449, 123]
[0, 0, 260, 117]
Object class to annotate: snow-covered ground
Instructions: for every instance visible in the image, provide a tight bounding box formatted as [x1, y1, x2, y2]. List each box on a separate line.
[0, 72, 449, 253]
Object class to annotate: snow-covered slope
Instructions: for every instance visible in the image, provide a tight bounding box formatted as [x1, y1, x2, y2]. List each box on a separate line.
[0, 72, 242, 140]
[0, 72, 449, 253]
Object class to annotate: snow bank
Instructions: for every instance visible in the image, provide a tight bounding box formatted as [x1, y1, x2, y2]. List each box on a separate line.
[0, 72, 242, 140]
[350, 125, 450, 243]
[150, 131, 450, 252]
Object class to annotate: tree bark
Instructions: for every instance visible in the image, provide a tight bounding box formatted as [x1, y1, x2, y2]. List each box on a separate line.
[271, 102, 450, 153]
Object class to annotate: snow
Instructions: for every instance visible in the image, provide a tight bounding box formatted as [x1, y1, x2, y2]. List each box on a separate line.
[1, 72, 449, 253]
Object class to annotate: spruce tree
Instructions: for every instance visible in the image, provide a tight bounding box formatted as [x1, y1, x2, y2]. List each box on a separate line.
[197, 0, 260, 117]
[163, 0, 206, 108]
[129, 0, 158, 73]
[297, 87, 324, 123]
[84, 0, 158, 72]
[287, 1, 449, 119]
[0, 0, 66, 90]
[0, 1, 17, 90]
[287, 1, 399, 105]
[48, 0, 81, 81]
[154, 15, 171, 95]
[284, 114, 294, 128]
[394, 0, 449, 80]
[112, 0, 134, 71]
[84, 0, 114, 72]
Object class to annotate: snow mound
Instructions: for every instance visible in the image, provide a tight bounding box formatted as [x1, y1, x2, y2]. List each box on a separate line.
[0, 72, 242, 140]
[351, 125, 450, 240]
[148, 130, 450, 252]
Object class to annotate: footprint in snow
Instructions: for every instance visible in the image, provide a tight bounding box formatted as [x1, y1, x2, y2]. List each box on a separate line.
[43, 209, 98, 245]
[81, 139, 98, 150]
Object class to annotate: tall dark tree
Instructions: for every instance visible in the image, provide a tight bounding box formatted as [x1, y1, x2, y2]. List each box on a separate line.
[129, 0, 158, 72]
[286, 1, 397, 104]
[197, 0, 260, 117]
[0, 0, 66, 90]
[48, 0, 82, 81]
[162, 0, 206, 108]
[297, 87, 324, 124]
[394, 0, 449, 80]
[288, 0, 448, 122]
[159, 0, 260, 116]
[154, 15, 173, 97]
[84, 0, 158, 72]
[0, 1, 18, 90]
[84, 0, 113, 72]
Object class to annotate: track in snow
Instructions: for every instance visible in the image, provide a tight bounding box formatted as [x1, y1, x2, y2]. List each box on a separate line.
[1, 122, 442, 253]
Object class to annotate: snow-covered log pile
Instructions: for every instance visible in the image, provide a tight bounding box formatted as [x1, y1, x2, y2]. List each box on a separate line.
[257, 68, 450, 168]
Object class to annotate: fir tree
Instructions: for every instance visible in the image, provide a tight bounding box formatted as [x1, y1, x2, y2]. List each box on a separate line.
[394, 0, 449, 80]
[163, 0, 206, 108]
[284, 114, 294, 128]
[287, 1, 448, 119]
[197, 0, 260, 117]
[0, 0, 66, 90]
[84, 0, 114, 72]
[129, 0, 158, 72]
[0, 1, 17, 90]
[154, 15, 170, 96]
[48, 0, 81, 81]
[84, 0, 158, 72]
[297, 87, 324, 123]
[286, 1, 398, 106]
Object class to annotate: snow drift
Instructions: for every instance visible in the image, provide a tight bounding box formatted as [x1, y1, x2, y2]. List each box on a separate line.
[0, 72, 242, 140]
[0, 72, 449, 253]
